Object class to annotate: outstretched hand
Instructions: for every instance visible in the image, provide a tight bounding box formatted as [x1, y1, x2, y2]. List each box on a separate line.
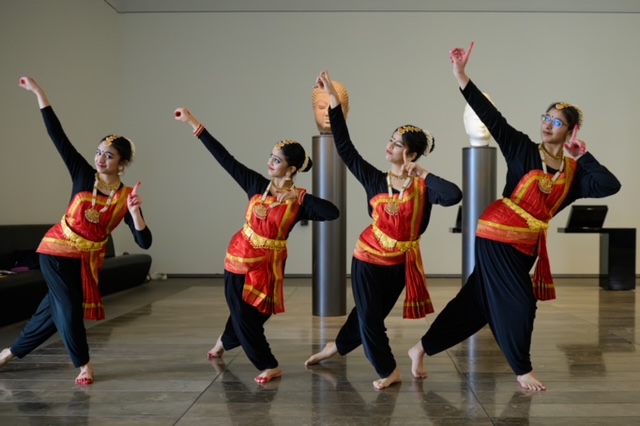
[564, 125, 587, 158]
[449, 42, 474, 88]
[399, 149, 427, 178]
[127, 182, 143, 214]
[314, 70, 337, 97]
[174, 107, 194, 123]
[18, 76, 41, 93]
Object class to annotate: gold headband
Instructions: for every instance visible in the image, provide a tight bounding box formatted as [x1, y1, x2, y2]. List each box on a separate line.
[102, 134, 136, 161]
[554, 102, 584, 127]
[274, 139, 297, 150]
[397, 126, 435, 158]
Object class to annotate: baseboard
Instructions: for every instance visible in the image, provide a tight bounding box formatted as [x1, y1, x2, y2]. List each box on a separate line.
[166, 273, 635, 279]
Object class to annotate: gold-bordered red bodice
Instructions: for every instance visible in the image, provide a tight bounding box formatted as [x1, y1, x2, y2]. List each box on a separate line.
[37, 186, 134, 320]
[353, 177, 433, 319]
[224, 189, 307, 315]
[476, 158, 578, 300]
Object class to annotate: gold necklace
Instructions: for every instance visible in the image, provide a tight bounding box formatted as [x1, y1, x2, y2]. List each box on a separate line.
[84, 176, 118, 223]
[388, 171, 409, 180]
[540, 143, 563, 161]
[252, 180, 296, 220]
[384, 172, 412, 216]
[538, 146, 565, 194]
[96, 173, 121, 193]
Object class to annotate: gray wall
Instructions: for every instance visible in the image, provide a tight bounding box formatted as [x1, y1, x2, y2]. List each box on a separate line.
[1, 1, 638, 276]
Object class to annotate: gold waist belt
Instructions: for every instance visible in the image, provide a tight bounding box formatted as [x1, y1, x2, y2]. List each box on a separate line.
[242, 223, 287, 250]
[61, 216, 108, 252]
[501, 199, 549, 231]
[372, 225, 420, 251]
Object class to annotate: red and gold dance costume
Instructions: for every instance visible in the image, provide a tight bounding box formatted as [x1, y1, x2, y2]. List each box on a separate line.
[476, 159, 577, 301]
[353, 177, 434, 318]
[36, 186, 135, 320]
[224, 188, 307, 315]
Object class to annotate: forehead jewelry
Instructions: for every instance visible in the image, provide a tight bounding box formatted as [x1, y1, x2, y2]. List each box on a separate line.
[553, 102, 584, 127]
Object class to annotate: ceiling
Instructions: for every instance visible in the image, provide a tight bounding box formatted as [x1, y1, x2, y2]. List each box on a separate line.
[103, 0, 640, 13]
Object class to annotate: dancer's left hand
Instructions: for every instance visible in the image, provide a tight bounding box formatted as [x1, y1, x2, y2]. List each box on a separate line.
[127, 181, 143, 214]
[564, 125, 587, 158]
[400, 150, 428, 178]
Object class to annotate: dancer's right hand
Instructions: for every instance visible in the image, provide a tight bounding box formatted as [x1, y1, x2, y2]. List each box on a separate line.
[18, 76, 42, 94]
[315, 70, 340, 108]
[449, 41, 474, 89]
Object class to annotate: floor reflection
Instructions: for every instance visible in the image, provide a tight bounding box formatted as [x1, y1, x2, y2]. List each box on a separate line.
[558, 289, 636, 377]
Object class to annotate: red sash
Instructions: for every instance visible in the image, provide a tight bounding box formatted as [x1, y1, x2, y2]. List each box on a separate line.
[37, 186, 134, 320]
[224, 190, 305, 315]
[476, 158, 577, 300]
[353, 178, 433, 318]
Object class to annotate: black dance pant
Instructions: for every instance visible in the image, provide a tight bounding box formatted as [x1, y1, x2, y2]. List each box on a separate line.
[11, 254, 90, 368]
[220, 271, 278, 371]
[334, 258, 406, 378]
[421, 237, 538, 375]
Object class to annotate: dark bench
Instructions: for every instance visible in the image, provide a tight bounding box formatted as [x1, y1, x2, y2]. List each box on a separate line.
[0, 224, 152, 326]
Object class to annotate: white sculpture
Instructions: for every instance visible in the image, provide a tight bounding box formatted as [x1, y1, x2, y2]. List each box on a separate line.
[464, 92, 493, 147]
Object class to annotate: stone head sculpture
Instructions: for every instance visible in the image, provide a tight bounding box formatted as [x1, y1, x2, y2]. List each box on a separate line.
[312, 80, 349, 134]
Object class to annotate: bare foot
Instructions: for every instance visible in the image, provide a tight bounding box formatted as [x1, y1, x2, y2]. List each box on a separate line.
[305, 341, 338, 366]
[75, 362, 94, 385]
[408, 342, 428, 379]
[517, 371, 546, 391]
[373, 367, 402, 390]
[255, 367, 282, 384]
[207, 335, 224, 359]
[0, 348, 15, 369]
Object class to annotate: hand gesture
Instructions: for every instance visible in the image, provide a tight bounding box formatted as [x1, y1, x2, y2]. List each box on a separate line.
[449, 42, 474, 88]
[174, 107, 202, 131]
[18, 76, 42, 93]
[399, 149, 428, 178]
[127, 182, 143, 214]
[315, 70, 338, 98]
[563, 125, 587, 158]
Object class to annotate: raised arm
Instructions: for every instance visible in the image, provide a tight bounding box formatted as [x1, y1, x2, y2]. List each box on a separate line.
[174, 107, 266, 195]
[18, 77, 50, 108]
[18, 76, 91, 178]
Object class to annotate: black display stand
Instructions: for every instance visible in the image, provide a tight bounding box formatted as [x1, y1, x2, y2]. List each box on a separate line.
[558, 227, 636, 290]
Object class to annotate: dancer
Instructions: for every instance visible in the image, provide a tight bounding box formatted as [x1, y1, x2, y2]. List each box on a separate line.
[305, 70, 462, 390]
[0, 77, 152, 385]
[408, 43, 621, 391]
[174, 107, 339, 384]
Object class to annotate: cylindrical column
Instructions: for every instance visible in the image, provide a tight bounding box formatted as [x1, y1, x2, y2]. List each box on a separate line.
[462, 146, 497, 284]
[312, 134, 347, 316]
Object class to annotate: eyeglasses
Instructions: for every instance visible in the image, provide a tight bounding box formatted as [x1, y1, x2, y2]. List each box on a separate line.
[540, 114, 565, 128]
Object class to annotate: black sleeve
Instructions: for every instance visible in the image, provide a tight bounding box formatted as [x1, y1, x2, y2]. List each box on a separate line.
[124, 211, 153, 249]
[197, 127, 269, 197]
[41, 106, 94, 180]
[298, 193, 340, 222]
[460, 81, 535, 164]
[328, 105, 384, 187]
[561, 152, 621, 209]
[425, 174, 463, 207]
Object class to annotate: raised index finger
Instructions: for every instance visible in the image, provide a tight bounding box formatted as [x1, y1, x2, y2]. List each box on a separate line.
[465, 41, 475, 60]
[402, 149, 409, 164]
[131, 181, 142, 196]
[571, 125, 580, 143]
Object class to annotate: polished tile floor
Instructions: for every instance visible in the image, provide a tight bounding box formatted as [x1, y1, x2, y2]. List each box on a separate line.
[0, 277, 638, 425]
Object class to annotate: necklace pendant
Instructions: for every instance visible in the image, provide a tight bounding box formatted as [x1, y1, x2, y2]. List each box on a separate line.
[384, 201, 400, 216]
[253, 203, 268, 220]
[538, 176, 553, 194]
[84, 208, 101, 223]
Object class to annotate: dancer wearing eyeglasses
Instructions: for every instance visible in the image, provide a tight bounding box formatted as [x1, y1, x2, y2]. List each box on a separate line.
[408, 42, 621, 391]
[305, 70, 462, 390]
